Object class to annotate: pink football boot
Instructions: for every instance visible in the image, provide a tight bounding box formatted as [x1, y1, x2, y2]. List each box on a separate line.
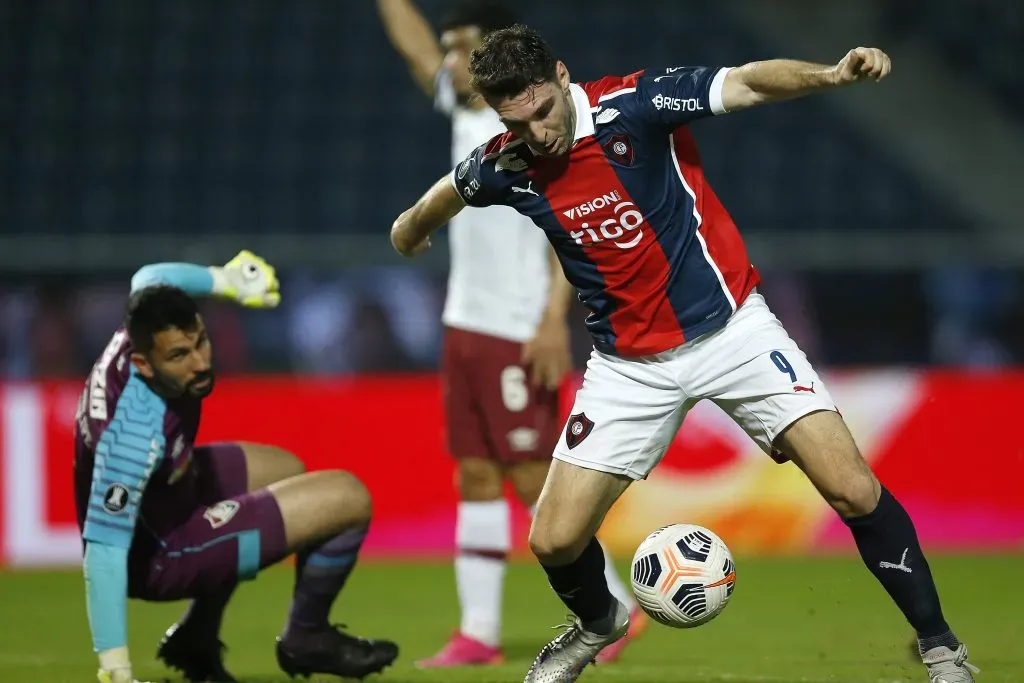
[415, 632, 505, 668]
[595, 608, 649, 664]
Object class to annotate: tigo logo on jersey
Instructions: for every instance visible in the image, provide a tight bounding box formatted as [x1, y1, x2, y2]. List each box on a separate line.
[651, 94, 704, 112]
[563, 192, 647, 250]
[204, 500, 240, 529]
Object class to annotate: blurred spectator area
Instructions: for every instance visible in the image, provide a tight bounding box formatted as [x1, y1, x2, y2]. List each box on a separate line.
[1, 1, 1021, 377]
[879, 0, 1024, 119]
[1, 268, 1022, 379]
[1, 0, 974, 248]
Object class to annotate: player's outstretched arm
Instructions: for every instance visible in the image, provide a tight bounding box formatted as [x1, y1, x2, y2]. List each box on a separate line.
[391, 174, 466, 257]
[130, 250, 280, 308]
[720, 47, 892, 112]
[82, 375, 166, 683]
[377, 0, 444, 97]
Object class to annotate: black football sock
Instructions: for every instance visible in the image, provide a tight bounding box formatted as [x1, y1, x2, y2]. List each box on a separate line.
[284, 524, 368, 639]
[540, 536, 618, 634]
[845, 487, 958, 649]
[179, 585, 236, 639]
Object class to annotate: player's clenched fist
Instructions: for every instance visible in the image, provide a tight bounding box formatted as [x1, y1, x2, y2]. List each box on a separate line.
[392, 233, 432, 258]
[210, 249, 281, 308]
[831, 47, 891, 85]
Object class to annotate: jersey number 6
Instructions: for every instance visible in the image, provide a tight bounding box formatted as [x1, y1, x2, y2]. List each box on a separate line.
[500, 366, 529, 413]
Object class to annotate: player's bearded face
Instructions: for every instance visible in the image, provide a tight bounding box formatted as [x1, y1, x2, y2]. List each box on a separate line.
[138, 320, 216, 399]
[491, 62, 575, 157]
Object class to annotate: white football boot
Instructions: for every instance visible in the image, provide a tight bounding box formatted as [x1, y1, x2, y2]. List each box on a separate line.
[922, 643, 980, 683]
[523, 601, 630, 683]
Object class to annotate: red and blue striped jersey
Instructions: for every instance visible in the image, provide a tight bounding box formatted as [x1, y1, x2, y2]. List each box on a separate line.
[449, 66, 760, 357]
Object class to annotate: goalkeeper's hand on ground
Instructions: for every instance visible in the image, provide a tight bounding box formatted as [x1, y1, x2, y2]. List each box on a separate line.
[96, 668, 154, 683]
[209, 249, 281, 308]
[96, 647, 154, 683]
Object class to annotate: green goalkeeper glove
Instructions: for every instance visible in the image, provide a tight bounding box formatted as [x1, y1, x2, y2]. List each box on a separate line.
[209, 249, 281, 308]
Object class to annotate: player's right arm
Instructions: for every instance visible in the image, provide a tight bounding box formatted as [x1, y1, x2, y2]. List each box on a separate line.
[391, 174, 466, 257]
[81, 374, 166, 683]
[130, 250, 280, 308]
[390, 137, 505, 257]
[376, 0, 444, 97]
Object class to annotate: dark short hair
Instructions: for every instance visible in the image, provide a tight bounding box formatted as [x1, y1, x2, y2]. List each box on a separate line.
[125, 285, 200, 353]
[440, 0, 518, 36]
[469, 24, 557, 101]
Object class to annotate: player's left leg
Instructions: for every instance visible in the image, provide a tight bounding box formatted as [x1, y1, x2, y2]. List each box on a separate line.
[776, 413, 978, 682]
[506, 458, 646, 665]
[156, 443, 307, 681]
[210, 444, 384, 669]
[702, 292, 977, 682]
[209, 449, 397, 676]
[139, 468, 398, 681]
[235, 441, 307, 490]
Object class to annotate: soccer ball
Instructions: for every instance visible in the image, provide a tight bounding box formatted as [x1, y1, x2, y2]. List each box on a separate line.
[630, 523, 736, 628]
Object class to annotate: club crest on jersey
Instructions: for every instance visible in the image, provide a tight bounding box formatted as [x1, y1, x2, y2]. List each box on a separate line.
[204, 500, 240, 529]
[565, 412, 595, 450]
[603, 134, 634, 166]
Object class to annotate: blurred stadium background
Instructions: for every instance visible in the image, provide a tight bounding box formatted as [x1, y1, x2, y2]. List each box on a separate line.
[1, 1, 1022, 680]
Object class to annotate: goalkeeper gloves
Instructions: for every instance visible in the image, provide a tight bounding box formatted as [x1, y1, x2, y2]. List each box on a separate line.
[209, 249, 281, 308]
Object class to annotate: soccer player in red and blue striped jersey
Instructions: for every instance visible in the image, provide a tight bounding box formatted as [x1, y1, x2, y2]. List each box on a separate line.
[391, 24, 976, 683]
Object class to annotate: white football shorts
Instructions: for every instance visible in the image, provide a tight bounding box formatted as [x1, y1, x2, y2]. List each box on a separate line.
[554, 291, 838, 480]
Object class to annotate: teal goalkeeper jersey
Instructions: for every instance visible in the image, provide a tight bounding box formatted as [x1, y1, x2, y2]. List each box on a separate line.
[74, 262, 215, 654]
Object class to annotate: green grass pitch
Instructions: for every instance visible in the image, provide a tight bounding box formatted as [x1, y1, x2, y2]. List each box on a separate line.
[0, 555, 1020, 682]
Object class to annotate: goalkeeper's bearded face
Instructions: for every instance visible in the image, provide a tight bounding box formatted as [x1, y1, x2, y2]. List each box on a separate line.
[135, 318, 216, 399]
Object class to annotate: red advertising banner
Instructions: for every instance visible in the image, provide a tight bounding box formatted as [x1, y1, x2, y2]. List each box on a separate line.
[1, 371, 1022, 567]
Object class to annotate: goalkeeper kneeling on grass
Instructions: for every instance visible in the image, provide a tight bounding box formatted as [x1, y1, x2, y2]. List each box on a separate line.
[76, 251, 399, 683]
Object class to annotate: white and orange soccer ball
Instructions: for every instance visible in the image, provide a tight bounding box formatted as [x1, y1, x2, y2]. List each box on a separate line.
[630, 523, 736, 628]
